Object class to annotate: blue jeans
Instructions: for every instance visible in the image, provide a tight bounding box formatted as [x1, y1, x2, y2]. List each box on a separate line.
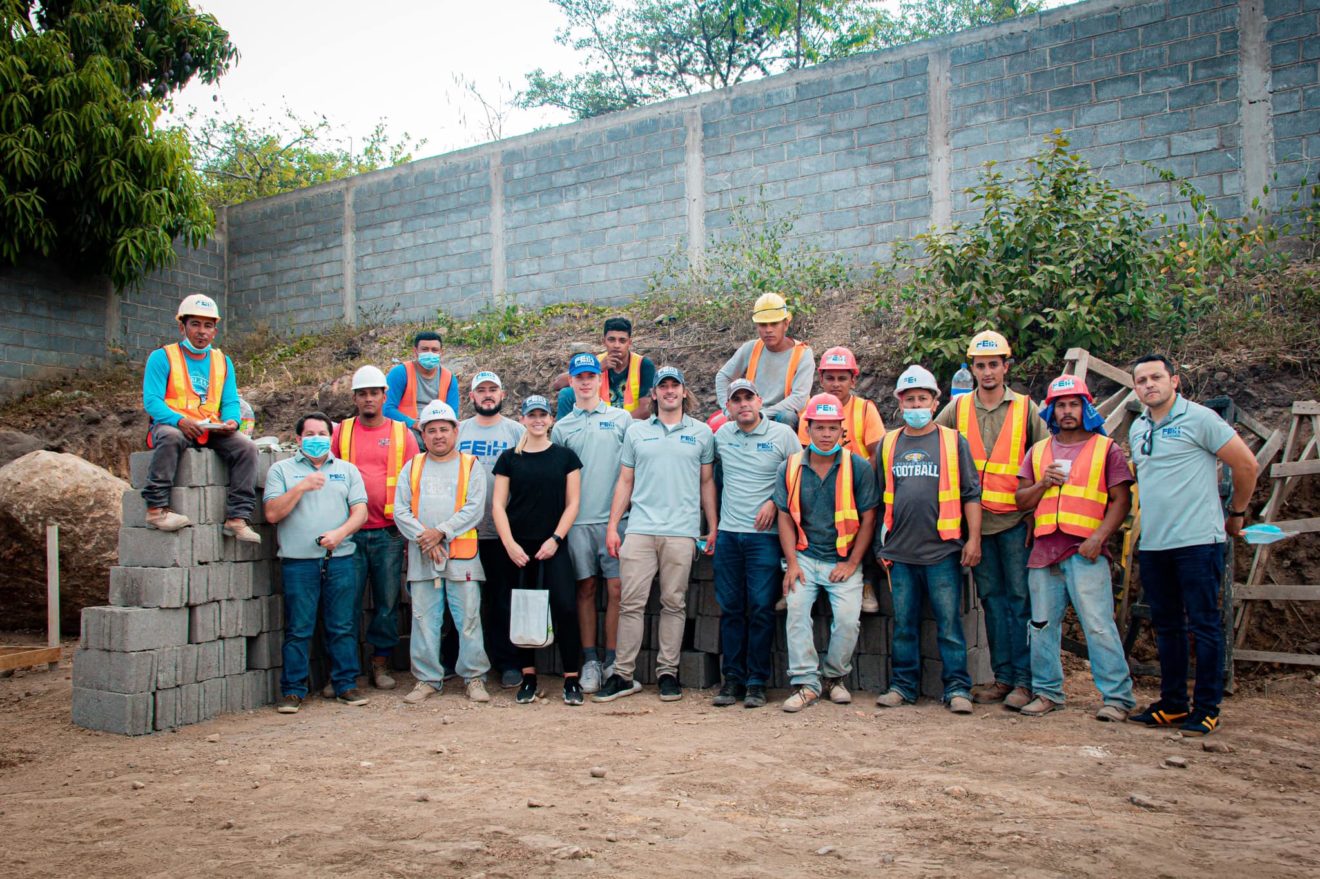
[408, 577, 489, 687]
[281, 556, 360, 698]
[974, 522, 1032, 689]
[1028, 554, 1135, 708]
[890, 555, 972, 702]
[714, 530, 783, 686]
[353, 526, 405, 658]
[1139, 544, 1226, 712]
[785, 555, 863, 694]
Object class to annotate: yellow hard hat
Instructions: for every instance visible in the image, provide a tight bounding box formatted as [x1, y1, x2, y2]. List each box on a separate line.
[967, 330, 1010, 358]
[176, 294, 220, 322]
[751, 293, 791, 324]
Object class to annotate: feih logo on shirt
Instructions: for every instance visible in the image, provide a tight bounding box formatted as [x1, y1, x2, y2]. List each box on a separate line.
[680, 435, 696, 445]
[755, 442, 775, 451]
[598, 421, 615, 430]
[1161, 426, 1183, 438]
[328, 472, 347, 482]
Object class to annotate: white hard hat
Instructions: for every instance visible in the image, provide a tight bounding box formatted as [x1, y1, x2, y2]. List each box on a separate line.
[417, 400, 459, 427]
[894, 365, 940, 399]
[351, 365, 388, 390]
[176, 294, 220, 321]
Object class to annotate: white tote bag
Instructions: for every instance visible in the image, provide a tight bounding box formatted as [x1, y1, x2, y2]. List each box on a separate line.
[510, 566, 554, 648]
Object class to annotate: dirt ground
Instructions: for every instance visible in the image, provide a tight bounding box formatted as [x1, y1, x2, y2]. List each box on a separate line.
[2, 642, 1318, 878]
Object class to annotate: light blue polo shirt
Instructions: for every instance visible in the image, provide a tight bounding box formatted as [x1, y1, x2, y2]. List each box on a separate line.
[714, 416, 802, 533]
[621, 414, 716, 539]
[551, 402, 631, 524]
[264, 452, 368, 559]
[1129, 395, 1237, 550]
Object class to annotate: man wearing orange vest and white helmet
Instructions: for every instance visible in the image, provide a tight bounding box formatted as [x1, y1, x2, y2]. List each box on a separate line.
[392, 400, 491, 705]
[331, 365, 419, 691]
[874, 366, 982, 715]
[1014, 375, 1136, 721]
[774, 394, 879, 713]
[935, 330, 1048, 710]
[714, 293, 814, 427]
[384, 331, 461, 445]
[140, 294, 261, 542]
[798, 346, 887, 614]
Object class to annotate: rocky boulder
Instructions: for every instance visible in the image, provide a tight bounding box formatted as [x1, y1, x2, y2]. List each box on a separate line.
[0, 427, 46, 468]
[0, 450, 128, 630]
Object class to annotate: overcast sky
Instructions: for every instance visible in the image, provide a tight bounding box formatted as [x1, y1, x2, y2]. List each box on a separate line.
[168, 0, 581, 159]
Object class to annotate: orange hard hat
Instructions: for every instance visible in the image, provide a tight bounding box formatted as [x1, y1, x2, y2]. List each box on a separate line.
[1044, 374, 1093, 404]
[818, 346, 859, 375]
[803, 393, 846, 422]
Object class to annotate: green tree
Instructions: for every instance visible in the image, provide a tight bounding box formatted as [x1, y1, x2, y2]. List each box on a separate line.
[182, 107, 426, 207]
[0, 0, 237, 288]
[520, 0, 1046, 119]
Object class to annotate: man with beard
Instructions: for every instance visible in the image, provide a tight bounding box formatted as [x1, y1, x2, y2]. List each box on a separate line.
[458, 371, 526, 687]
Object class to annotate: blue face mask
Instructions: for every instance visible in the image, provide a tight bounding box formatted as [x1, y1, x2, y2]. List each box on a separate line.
[417, 352, 441, 371]
[301, 436, 332, 459]
[902, 408, 933, 429]
[808, 442, 841, 456]
[180, 337, 211, 355]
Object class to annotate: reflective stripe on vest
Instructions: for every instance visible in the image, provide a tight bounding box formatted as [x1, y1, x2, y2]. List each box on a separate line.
[1029, 435, 1111, 539]
[399, 361, 456, 421]
[745, 339, 807, 401]
[955, 392, 1029, 514]
[598, 351, 642, 412]
[881, 425, 963, 541]
[408, 452, 479, 559]
[785, 451, 860, 557]
[158, 343, 227, 446]
[796, 396, 882, 461]
[339, 417, 408, 519]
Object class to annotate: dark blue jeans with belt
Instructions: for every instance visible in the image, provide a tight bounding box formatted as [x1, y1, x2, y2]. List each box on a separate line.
[281, 555, 359, 698]
[1138, 543, 1226, 713]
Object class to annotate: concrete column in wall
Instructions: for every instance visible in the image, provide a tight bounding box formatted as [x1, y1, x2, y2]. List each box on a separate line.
[217, 207, 229, 325]
[928, 48, 952, 232]
[1239, 0, 1274, 217]
[685, 108, 706, 273]
[103, 277, 119, 351]
[341, 179, 357, 326]
[490, 153, 506, 307]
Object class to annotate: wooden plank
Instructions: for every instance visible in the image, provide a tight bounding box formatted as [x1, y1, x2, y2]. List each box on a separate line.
[1232, 584, 1320, 601]
[1103, 391, 1138, 437]
[1292, 401, 1320, 415]
[1096, 385, 1130, 417]
[46, 523, 59, 670]
[1254, 430, 1284, 470]
[1234, 649, 1320, 668]
[1065, 348, 1091, 386]
[1271, 459, 1320, 478]
[0, 646, 62, 672]
[1080, 354, 1135, 388]
[1235, 409, 1275, 441]
[1276, 516, 1320, 534]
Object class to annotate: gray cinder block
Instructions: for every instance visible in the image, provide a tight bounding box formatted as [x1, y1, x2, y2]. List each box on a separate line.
[154, 687, 179, 731]
[261, 595, 283, 632]
[241, 599, 263, 637]
[72, 649, 157, 694]
[109, 566, 188, 608]
[221, 637, 246, 676]
[679, 651, 719, 688]
[193, 524, 223, 564]
[693, 616, 720, 654]
[72, 687, 153, 736]
[189, 602, 221, 644]
[199, 677, 226, 721]
[219, 600, 244, 639]
[195, 639, 223, 681]
[118, 527, 195, 568]
[186, 565, 211, 605]
[246, 631, 283, 669]
[81, 606, 190, 652]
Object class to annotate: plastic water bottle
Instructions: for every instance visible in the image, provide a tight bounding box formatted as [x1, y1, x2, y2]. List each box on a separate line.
[951, 363, 974, 398]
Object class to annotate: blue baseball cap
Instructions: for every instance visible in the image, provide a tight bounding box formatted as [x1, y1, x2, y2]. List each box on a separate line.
[568, 353, 602, 375]
[654, 366, 686, 386]
[521, 395, 552, 415]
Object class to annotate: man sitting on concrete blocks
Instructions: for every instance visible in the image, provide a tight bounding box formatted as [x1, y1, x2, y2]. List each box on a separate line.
[140, 294, 260, 543]
[713, 293, 814, 429]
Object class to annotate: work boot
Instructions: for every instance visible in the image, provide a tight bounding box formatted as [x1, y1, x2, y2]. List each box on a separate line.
[972, 681, 1012, 704]
[403, 682, 437, 704]
[146, 508, 190, 532]
[860, 582, 880, 613]
[1003, 687, 1033, 711]
[276, 694, 301, 714]
[1020, 696, 1063, 717]
[743, 684, 767, 708]
[782, 687, 820, 713]
[370, 658, 396, 690]
[947, 695, 974, 715]
[466, 678, 491, 703]
[823, 677, 851, 704]
[223, 519, 261, 544]
[875, 690, 907, 708]
[337, 688, 369, 706]
[712, 681, 745, 707]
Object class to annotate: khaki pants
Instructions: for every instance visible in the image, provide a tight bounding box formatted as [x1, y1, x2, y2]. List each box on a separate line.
[614, 533, 695, 681]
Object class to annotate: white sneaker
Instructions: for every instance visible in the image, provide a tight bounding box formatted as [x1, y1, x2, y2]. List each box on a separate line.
[580, 660, 603, 693]
[403, 682, 437, 704]
[466, 679, 490, 703]
[860, 582, 880, 613]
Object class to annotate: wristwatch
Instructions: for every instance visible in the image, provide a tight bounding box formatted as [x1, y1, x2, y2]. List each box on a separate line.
[1227, 509, 1247, 518]
[551, 533, 564, 544]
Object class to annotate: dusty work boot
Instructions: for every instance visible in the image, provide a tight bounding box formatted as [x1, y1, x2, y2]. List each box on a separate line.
[781, 687, 820, 713]
[403, 682, 438, 704]
[947, 695, 974, 715]
[1020, 696, 1063, 717]
[370, 658, 396, 690]
[972, 681, 1013, 704]
[1003, 687, 1033, 711]
[223, 519, 262, 544]
[875, 690, 907, 708]
[860, 582, 880, 613]
[823, 677, 852, 704]
[466, 678, 491, 703]
[146, 508, 190, 532]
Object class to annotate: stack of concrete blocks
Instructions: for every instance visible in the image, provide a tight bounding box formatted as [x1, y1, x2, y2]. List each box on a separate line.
[71, 447, 291, 735]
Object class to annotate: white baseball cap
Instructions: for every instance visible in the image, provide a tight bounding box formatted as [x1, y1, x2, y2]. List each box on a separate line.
[470, 370, 502, 390]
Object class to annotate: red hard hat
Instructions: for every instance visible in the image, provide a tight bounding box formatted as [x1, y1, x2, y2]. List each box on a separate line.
[1045, 374, 1094, 404]
[818, 346, 859, 375]
[707, 411, 728, 432]
[803, 393, 846, 422]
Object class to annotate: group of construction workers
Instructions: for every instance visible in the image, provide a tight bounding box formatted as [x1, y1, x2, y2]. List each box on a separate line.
[139, 292, 1257, 736]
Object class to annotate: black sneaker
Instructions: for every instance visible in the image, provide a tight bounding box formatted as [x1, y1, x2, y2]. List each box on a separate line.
[712, 681, 745, 707]
[592, 673, 642, 703]
[1179, 708, 1220, 737]
[517, 674, 538, 704]
[563, 678, 584, 706]
[276, 693, 302, 714]
[658, 674, 682, 702]
[1129, 700, 1190, 727]
[743, 684, 767, 709]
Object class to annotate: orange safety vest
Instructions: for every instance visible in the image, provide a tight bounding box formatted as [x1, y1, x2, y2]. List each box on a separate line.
[785, 450, 860, 557]
[955, 392, 1030, 514]
[407, 452, 479, 559]
[745, 339, 808, 401]
[338, 417, 408, 518]
[150, 343, 228, 447]
[1029, 435, 1112, 539]
[598, 351, 643, 412]
[797, 395, 883, 461]
[880, 425, 963, 541]
[398, 361, 456, 421]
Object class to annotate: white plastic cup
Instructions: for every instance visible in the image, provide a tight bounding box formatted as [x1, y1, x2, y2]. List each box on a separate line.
[1056, 459, 1073, 478]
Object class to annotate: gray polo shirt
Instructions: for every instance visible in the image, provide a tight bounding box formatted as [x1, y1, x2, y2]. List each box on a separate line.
[551, 402, 632, 524]
[1129, 395, 1237, 551]
[458, 415, 525, 540]
[715, 416, 802, 533]
[773, 452, 879, 562]
[621, 414, 716, 539]
[264, 452, 368, 560]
